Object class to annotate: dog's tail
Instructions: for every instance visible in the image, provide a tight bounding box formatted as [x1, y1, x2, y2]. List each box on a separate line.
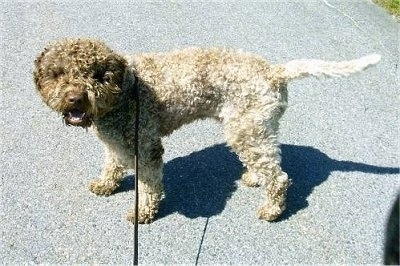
[279, 54, 381, 81]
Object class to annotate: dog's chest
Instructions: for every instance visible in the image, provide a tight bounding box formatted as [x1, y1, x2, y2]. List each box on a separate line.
[92, 109, 136, 158]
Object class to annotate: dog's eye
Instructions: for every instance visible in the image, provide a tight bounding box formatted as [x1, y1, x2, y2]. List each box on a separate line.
[93, 70, 106, 83]
[49, 67, 64, 79]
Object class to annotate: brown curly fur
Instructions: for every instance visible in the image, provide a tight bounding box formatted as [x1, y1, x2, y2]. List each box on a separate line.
[34, 38, 380, 223]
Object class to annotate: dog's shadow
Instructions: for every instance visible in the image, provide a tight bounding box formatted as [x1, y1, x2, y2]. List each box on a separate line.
[118, 144, 399, 220]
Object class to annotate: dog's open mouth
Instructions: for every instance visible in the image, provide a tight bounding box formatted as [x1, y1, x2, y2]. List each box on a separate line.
[63, 110, 91, 127]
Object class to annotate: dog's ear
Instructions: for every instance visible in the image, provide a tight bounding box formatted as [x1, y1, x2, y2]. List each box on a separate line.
[104, 53, 128, 88]
[33, 48, 48, 91]
[91, 52, 127, 88]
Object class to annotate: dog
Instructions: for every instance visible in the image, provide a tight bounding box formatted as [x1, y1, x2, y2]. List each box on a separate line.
[33, 38, 380, 223]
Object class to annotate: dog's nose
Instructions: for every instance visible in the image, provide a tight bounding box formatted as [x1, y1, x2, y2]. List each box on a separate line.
[66, 91, 86, 106]
[68, 95, 83, 105]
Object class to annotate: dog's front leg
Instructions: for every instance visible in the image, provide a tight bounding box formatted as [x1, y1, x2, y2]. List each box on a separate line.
[89, 147, 127, 196]
[127, 159, 164, 224]
[127, 138, 164, 224]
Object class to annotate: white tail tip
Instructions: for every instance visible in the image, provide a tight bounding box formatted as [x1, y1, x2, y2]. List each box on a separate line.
[359, 53, 381, 65]
[283, 53, 382, 80]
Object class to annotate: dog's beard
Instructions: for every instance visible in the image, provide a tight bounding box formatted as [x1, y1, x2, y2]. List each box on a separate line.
[63, 110, 92, 128]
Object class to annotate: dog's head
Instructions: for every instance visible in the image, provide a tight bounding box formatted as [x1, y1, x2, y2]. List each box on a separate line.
[33, 38, 128, 128]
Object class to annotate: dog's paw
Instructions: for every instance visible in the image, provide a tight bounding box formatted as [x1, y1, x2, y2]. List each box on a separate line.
[89, 178, 118, 196]
[241, 170, 264, 187]
[257, 201, 286, 221]
[126, 208, 157, 224]
[258, 173, 289, 221]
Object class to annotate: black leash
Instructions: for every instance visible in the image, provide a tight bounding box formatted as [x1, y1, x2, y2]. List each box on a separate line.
[133, 74, 140, 265]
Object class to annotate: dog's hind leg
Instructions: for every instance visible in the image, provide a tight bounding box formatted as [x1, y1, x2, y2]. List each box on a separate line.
[223, 106, 290, 221]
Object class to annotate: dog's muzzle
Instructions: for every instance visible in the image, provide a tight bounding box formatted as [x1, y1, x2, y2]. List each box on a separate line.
[63, 110, 92, 127]
[62, 91, 92, 127]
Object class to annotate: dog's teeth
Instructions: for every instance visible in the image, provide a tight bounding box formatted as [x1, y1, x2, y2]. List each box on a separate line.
[68, 111, 85, 121]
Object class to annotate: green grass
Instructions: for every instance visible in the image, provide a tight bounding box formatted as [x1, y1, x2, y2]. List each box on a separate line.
[373, 0, 400, 21]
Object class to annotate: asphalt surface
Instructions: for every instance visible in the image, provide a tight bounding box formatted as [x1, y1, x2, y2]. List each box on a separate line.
[1, 0, 399, 264]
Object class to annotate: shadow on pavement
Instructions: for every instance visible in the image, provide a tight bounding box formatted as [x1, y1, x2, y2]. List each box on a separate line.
[118, 143, 399, 221]
[280, 144, 399, 220]
[159, 143, 242, 219]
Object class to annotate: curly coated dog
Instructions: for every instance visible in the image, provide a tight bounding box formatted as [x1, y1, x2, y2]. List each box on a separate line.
[33, 38, 380, 223]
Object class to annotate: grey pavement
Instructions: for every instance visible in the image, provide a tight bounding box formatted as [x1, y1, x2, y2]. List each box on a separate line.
[1, 0, 399, 264]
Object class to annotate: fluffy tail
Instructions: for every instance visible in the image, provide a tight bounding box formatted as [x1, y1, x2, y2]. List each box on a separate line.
[281, 54, 381, 80]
